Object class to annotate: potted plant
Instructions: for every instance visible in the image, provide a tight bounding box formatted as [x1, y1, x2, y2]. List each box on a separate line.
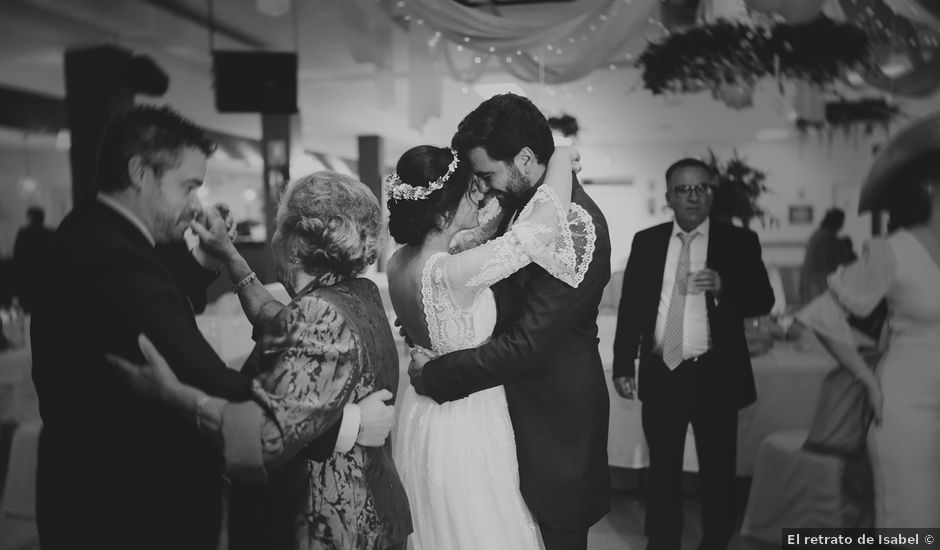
[706, 150, 777, 229]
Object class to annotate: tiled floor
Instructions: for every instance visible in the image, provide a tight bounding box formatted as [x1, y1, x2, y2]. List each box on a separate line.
[0, 492, 781, 550]
[0, 469, 778, 550]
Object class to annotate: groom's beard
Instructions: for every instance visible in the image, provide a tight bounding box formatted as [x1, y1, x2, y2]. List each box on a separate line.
[492, 164, 530, 211]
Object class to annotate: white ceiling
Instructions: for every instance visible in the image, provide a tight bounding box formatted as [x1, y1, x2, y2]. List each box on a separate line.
[1, 0, 938, 177]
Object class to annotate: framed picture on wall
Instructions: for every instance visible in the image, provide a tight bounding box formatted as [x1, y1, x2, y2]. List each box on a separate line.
[788, 205, 814, 225]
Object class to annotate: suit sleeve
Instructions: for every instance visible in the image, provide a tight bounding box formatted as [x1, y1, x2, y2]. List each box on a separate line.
[107, 251, 252, 402]
[612, 233, 644, 379]
[717, 230, 774, 318]
[422, 220, 610, 404]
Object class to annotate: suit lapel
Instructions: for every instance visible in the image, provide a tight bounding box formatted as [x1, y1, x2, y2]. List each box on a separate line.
[649, 223, 672, 299]
[705, 219, 721, 312]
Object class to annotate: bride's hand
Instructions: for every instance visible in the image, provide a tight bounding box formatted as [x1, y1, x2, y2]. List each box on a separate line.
[107, 334, 182, 405]
[554, 146, 581, 173]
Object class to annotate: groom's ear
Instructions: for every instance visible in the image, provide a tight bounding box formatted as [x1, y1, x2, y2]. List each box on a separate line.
[514, 147, 535, 174]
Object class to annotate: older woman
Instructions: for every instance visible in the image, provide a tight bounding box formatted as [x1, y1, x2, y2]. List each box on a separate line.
[111, 170, 412, 550]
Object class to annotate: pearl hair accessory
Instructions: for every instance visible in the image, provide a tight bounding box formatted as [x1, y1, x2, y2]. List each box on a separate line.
[385, 148, 460, 201]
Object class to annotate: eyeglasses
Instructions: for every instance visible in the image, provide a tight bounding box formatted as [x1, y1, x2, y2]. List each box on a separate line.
[671, 184, 715, 198]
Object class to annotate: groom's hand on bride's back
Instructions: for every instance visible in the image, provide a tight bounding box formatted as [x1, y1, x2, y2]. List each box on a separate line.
[394, 318, 415, 348]
[356, 389, 396, 446]
[408, 350, 430, 396]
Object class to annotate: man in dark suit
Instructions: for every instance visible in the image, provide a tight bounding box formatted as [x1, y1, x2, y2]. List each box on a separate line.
[408, 93, 612, 550]
[31, 105, 390, 550]
[612, 157, 774, 550]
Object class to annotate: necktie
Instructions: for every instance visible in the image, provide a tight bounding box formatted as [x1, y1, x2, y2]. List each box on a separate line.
[663, 231, 696, 369]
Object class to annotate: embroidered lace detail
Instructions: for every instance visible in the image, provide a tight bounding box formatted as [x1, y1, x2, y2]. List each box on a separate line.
[567, 202, 597, 287]
[465, 232, 529, 289]
[460, 185, 595, 290]
[421, 252, 478, 355]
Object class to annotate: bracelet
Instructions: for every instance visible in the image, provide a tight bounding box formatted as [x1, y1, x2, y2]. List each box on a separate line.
[232, 272, 258, 294]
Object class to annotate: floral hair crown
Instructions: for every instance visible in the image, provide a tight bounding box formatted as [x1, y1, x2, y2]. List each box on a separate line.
[385, 147, 460, 201]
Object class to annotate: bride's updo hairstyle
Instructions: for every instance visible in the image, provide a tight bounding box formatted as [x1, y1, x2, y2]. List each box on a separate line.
[387, 145, 474, 246]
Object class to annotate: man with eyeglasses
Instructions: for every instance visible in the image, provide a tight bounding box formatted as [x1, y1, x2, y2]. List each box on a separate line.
[611, 157, 774, 550]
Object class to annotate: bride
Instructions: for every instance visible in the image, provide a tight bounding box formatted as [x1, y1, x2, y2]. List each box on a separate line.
[386, 144, 584, 549]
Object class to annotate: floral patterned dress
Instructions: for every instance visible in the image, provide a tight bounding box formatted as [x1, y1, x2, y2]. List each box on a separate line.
[232, 275, 412, 550]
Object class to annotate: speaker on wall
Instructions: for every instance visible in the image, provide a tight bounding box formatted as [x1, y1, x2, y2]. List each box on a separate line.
[212, 51, 298, 114]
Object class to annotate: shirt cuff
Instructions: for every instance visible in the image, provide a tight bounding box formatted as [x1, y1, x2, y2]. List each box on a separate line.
[334, 404, 361, 453]
[221, 401, 267, 484]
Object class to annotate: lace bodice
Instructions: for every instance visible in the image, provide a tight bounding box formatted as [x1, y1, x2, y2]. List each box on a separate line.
[420, 184, 595, 356]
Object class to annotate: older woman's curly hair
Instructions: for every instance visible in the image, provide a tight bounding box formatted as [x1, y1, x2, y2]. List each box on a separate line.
[278, 170, 383, 278]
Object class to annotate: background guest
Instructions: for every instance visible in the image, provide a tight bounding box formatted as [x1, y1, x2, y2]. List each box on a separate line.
[798, 140, 940, 530]
[13, 206, 54, 313]
[612, 157, 774, 550]
[799, 208, 847, 306]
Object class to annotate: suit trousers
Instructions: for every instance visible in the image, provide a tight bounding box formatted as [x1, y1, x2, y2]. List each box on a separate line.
[640, 353, 738, 550]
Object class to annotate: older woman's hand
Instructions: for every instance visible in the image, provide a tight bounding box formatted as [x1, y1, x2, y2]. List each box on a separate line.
[190, 204, 238, 269]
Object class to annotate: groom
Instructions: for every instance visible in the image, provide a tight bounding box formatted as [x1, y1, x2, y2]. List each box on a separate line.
[409, 93, 612, 550]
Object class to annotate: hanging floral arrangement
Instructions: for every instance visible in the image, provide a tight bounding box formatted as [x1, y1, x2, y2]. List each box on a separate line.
[637, 16, 869, 101]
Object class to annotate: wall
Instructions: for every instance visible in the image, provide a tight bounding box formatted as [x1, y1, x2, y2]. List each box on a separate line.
[0, 147, 72, 257]
[0, 143, 265, 256]
[580, 134, 881, 271]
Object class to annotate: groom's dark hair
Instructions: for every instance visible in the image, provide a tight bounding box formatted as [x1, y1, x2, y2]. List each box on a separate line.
[451, 93, 554, 165]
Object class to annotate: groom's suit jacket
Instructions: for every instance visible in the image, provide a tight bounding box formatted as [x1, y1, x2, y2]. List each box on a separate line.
[611, 219, 774, 409]
[423, 177, 612, 530]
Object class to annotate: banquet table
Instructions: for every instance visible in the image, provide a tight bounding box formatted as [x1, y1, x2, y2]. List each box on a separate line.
[598, 315, 836, 476]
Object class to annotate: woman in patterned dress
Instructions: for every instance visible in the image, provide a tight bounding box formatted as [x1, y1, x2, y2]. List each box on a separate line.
[110, 170, 412, 550]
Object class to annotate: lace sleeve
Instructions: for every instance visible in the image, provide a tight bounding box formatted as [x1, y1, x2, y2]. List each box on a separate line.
[440, 185, 595, 308]
[796, 238, 896, 348]
[448, 199, 504, 254]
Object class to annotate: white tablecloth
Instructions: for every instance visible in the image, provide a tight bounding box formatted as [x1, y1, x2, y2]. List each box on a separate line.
[599, 315, 835, 475]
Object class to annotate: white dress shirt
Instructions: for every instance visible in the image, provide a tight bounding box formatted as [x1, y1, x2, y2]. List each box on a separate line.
[653, 218, 712, 359]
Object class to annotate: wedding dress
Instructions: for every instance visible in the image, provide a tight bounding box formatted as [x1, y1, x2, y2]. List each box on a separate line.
[394, 184, 596, 550]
